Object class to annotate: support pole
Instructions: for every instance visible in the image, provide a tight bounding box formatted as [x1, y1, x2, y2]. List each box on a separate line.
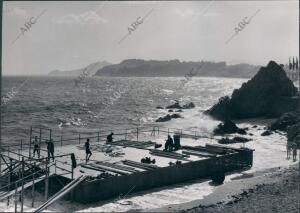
[79, 134, 81, 144]
[125, 129, 127, 140]
[31, 162, 35, 207]
[60, 135, 63, 147]
[20, 157, 25, 213]
[136, 128, 139, 141]
[20, 140, 23, 151]
[45, 159, 49, 202]
[7, 158, 12, 206]
[29, 127, 32, 158]
[97, 131, 100, 143]
[14, 182, 18, 213]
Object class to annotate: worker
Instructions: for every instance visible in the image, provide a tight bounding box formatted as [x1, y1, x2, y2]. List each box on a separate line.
[32, 136, 40, 158]
[164, 135, 174, 151]
[85, 138, 92, 162]
[106, 132, 114, 143]
[47, 139, 55, 161]
[286, 142, 292, 159]
[292, 143, 298, 162]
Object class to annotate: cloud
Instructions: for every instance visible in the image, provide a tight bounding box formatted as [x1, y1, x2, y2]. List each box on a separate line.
[174, 9, 195, 18]
[53, 11, 108, 25]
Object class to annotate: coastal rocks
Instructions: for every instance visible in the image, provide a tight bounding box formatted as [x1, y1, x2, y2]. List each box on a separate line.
[155, 113, 183, 122]
[166, 101, 182, 109]
[182, 102, 195, 109]
[205, 61, 298, 120]
[166, 101, 195, 109]
[269, 111, 300, 131]
[218, 136, 251, 144]
[261, 130, 272, 136]
[213, 119, 246, 135]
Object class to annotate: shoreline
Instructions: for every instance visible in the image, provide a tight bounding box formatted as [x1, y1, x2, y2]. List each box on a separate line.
[149, 164, 300, 212]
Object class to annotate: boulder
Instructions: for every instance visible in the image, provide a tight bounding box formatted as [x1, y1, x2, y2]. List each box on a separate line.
[166, 101, 196, 109]
[261, 130, 272, 136]
[156, 106, 164, 109]
[168, 109, 174, 112]
[269, 111, 300, 131]
[213, 119, 244, 135]
[155, 114, 183, 122]
[205, 61, 298, 120]
[166, 102, 182, 109]
[182, 102, 195, 109]
[218, 136, 251, 144]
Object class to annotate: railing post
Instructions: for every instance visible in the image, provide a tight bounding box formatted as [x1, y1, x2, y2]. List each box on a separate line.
[7, 158, 12, 206]
[45, 159, 49, 201]
[20, 157, 25, 213]
[125, 129, 127, 140]
[168, 128, 169, 135]
[31, 162, 36, 207]
[20, 140, 23, 151]
[195, 131, 197, 140]
[97, 131, 100, 143]
[14, 182, 18, 213]
[136, 128, 139, 141]
[158, 126, 159, 135]
[39, 128, 42, 148]
[61, 135, 63, 147]
[29, 127, 32, 158]
[79, 134, 81, 144]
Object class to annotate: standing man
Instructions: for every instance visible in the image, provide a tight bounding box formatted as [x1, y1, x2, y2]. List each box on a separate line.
[32, 136, 40, 158]
[106, 132, 114, 143]
[47, 139, 55, 161]
[292, 143, 298, 162]
[85, 138, 92, 162]
[286, 142, 291, 159]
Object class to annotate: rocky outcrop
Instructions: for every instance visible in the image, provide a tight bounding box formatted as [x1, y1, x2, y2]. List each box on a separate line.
[155, 114, 183, 122]
[213, 119, 246, 135]
[205, 61, 298, 120]
[218, 136, 251, 144]
[269, 112, 300, 131]
[166, 101, 195, 109]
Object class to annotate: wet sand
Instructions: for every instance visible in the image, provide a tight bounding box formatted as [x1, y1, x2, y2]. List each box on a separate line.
[151, 165, 300, 213]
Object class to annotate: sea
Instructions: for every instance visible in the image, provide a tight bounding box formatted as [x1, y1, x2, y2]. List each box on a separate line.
[1, 76, 297, 212]
[1, 76, 246, 145]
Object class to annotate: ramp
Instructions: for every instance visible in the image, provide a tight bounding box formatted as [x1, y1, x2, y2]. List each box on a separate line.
[34, 175, 87, 213]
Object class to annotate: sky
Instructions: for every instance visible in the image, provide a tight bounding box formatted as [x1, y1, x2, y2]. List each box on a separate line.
[2, 0, 299, 76]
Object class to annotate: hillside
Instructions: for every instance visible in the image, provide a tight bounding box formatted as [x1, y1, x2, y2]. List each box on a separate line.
[49, 61, 111, 76]
[94, 59, 260, 78]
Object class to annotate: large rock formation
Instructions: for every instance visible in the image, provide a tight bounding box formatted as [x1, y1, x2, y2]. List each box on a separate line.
[205, 61, 298, 120]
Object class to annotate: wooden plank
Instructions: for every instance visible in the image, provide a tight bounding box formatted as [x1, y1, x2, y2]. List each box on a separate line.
[89, 164, 130, 175]
[34, 176, 87, 213]
[122, 160, 158, 170]
[95, 162, 139, 173]
[182, 150, 216, 158]
[149, 150, 190, 161]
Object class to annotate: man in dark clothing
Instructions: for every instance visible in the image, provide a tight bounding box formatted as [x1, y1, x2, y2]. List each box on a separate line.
[85, 138, 92, 162]
[164, 135, 174, 151]
[47, 139, 55, 161]
[106, 132, 114, 143]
